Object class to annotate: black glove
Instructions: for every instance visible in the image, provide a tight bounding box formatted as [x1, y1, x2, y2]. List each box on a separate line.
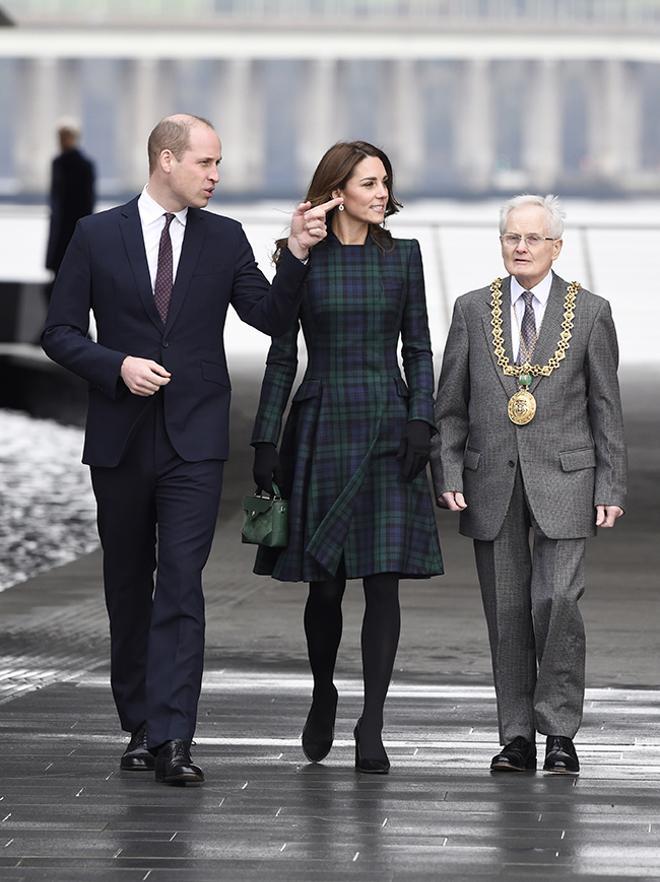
[252, 443, 283, 494]
[397, 420, 432, 482]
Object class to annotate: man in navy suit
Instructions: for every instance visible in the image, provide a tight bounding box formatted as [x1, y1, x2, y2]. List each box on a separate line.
[42, 114, 340, 785]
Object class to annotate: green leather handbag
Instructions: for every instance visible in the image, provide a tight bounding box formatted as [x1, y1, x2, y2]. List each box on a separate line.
[241, 483, 288, 547]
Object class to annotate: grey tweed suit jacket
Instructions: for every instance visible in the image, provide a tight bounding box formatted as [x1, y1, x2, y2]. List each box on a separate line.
[430, 272, 627, 541]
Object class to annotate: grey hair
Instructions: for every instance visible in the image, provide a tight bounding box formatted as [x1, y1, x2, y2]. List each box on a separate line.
[499, 194, 565, 239]
[57, 116, 81, 137]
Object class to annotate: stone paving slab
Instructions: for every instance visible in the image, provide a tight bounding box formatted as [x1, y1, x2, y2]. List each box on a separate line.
[0, 366, 658, 881]
[0, 668, 659, 880]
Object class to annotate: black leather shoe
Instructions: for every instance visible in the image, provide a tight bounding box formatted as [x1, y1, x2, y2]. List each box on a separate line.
[490, 736, 537, 772]
[120, 723, 155, 771]
[154, 739, 204, 786]
[543, 736, 580, 775]
[354, 719, 390, 775]
[302, 685, 338, 762]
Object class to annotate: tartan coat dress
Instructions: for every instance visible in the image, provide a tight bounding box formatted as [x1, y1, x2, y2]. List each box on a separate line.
[251, 231, 444, 583]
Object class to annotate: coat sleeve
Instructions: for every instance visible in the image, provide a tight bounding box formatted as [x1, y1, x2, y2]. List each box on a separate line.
[400, 240, 436, 429]
[250, 321, 300, 446]
[585, 299, 627, 509]
[41, 221, 128, 400]
[230, 226, 308, 338]
[430, 297, 471, 497]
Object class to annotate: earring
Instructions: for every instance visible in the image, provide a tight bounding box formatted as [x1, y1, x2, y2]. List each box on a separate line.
[338, 203, 344, 212]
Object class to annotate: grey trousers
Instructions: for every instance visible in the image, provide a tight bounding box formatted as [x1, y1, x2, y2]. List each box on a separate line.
[474, 469, 586, 744]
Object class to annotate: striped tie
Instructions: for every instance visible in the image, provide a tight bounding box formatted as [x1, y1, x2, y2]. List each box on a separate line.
[154, 213, 175, 323]
[518, 289, 537, 364]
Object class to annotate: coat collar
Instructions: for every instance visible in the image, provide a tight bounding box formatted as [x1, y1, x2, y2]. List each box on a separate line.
[118, 197, 206, 333]
[480, 271, 570, 398]
[527, 272, 567, 392]
[164, 207, 206, 333]
[119, 196, 162, 333]
[480, 275, 517, 398]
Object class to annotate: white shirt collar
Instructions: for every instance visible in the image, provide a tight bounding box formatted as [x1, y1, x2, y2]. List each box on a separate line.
[138, 185, 188, 227]
[510, 271, 553, 305]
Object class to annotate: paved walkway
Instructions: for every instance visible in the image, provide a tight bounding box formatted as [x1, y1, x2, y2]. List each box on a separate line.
[0, 367, 658, 881]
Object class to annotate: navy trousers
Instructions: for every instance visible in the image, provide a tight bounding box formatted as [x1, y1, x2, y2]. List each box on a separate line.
[91, 396, 223, 748]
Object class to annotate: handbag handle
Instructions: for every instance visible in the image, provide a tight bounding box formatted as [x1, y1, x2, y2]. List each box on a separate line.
[254, 482, 282, 500]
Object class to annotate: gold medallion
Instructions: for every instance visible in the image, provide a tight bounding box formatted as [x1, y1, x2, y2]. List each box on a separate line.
[508, 389, 536, 425]
[489, 277, 581, 427]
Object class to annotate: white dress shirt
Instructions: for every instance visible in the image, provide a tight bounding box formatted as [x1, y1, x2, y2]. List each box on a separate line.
[137, 186, 188, 292]
[510, 272, 553, 361]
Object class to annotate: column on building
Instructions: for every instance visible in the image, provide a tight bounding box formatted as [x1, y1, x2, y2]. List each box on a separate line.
[587, 59, 642, 186]
[521, 59, 561, 191]
[118, 59, 166, 193]
[454, 58, 493, 192]
[388, 58, 424, 192]
[297, 58, 338, 188]
[211, 58, 264, 194]
[16, 57, 60, 193]
[57, 58, 83, 123]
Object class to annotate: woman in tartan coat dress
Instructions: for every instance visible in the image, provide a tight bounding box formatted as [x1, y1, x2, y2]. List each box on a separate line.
[251, 142, 443, 773]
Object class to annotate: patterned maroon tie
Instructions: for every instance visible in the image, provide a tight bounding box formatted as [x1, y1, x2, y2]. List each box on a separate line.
[154, 213, 175, 323]
[518, 289, 537, 364]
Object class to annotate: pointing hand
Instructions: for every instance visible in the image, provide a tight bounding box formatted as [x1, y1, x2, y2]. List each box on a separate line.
[287, 197, 344, 259]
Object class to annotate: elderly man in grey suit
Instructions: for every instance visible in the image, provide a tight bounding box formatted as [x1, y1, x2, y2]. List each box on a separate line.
[431, 194, 626, 775]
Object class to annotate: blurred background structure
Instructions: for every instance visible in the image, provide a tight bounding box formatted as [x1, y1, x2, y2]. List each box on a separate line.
[3, 0, 660, 199]
[2, 0, 660, 366]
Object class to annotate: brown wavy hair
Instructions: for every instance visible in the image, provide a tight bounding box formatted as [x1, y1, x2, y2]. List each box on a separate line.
[274, 140, 402, 262]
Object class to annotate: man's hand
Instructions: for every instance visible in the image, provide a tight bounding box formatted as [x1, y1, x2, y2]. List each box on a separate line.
[287, 197, 343, 260]
[120, 356, 171, 397]
[438, 491, 468, 511]
[595, 504, 624, 528]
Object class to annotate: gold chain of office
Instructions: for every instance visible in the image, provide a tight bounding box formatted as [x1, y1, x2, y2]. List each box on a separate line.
[489, 276, 581, 377]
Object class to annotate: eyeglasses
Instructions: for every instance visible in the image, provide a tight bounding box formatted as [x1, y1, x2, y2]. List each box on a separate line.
[500, 233, 555, 248]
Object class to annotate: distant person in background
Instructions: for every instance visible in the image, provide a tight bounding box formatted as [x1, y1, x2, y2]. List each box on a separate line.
[251, 141, 443, 775]
[431, 194, 626, 776]
[45, 119, 95, 281]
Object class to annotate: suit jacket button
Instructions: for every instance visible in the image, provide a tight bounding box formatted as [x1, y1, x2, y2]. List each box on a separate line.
[162, 341, 169, 348]
[508, 460, 515, 467]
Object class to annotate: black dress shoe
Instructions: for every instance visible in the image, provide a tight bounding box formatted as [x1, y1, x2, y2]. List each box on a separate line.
[543, 736, 580, 775]
[490, 736, 537, 772]
[353, 719, 390, 775]
[154, 739, 204, 786]
[302, 685, 338, 762]
[120, 723, 155, 771]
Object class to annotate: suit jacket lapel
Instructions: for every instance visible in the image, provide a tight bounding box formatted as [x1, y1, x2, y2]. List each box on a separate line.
[529, 272, 566, 393]
[481, 276, 517, 397]
[164, 208, 206, 334]
[119, 197, 163, 333]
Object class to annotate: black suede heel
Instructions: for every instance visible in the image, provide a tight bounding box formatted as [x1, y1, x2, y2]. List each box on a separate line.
[353, 719, 390, 774]
[301, 684, 338, 762]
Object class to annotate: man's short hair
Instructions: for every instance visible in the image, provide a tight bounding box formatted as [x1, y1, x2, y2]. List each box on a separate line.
[147, 114, 215, 173]
[499, 194, 565, 240]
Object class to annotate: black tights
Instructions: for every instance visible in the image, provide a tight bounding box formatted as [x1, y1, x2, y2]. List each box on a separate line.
[304, 571, 400, 757]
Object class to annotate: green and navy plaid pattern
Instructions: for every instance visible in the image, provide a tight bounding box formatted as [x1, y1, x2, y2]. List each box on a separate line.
[251, 234, 444, 582]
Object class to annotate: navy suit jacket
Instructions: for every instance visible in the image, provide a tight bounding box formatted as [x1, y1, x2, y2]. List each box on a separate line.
[42, 196, 308, 466]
